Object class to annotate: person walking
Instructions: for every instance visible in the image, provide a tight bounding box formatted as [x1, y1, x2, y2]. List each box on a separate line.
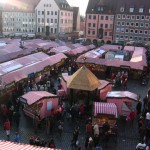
[93, 123, 99, 137]
[4, 119, 11, 140]
[13, 132, 20, 143]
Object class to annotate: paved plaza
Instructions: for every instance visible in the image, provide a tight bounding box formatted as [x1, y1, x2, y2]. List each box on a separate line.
[0, 79, 149, 150]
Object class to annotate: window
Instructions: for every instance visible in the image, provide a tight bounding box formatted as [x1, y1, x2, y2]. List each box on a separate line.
[122, 15, 125, 19]
[135, 22, 139, 27]
[55, 28, 57, 33]
[98, 6, 104, 12]
[122, 22, 125, 26]
[38, 18, 40, 23]
[105, 16, 108, 20]
[38, 11, 40, 15]
[42, 11, 44, 15]
[125, 36, 128, 40]
[141, 16, 144, 20]
[145, 23, 149, 28]
[92, 31, 95, 35]
[125, 29, 129, 33]
[105, 24, 108, 28]
[110, 24, 113, 28]
[136, 16, 140, 20]
[93, 23, 96, 27]
[55, 19, 57, 23]
[93, 15, 96, 19]
[47, 11, 50, 15]
[130, 8, 134, 12]
[47, 18, 49, 23]
[101, 16, 104, 20]
[110, 16, 114, 20]
[138, 37, 142, 41]
[61, 19, 63, 24]
[144, 38, 147, 41]
[116, 35, 119, 39]
[116, 27, 120, 32]
[117, 15, 121, 19]
[100, 24, 103, 28]
[135, 30, 138, 34]
[61, 12, 63, 16]
[42, 28, 44, 32]
[121, 28, 124, 33]
[130, 29, 134, 33]
[51, 28, 53, 33]
[55, 11, 57, 15]
[126, 15, 130, 19]
[89, 15, 91, 19]
[140, 23, 144, 27]
[120, 7, 124, 12]
[88, 30, 90, 34]
[42, 18, 44, 23]
[144, 30, 148, 34]
[146, 16, 149, 20]
[88, 23, 91, 27]
[117, 21, 120, 26]
[131, 15, 135, 20]
[139, 8, 143, 13]
[129, 36, 133, 40]
[126, 22, 130, 26]
[109, 32, 112, 36]
[120, 36, 124, 39]
[38, 27, 40, 32]
[51, 11, 53, 15]
[139, 30, 143, 34]
[104, 32, 107, 36]
[130, 22, 134, 26]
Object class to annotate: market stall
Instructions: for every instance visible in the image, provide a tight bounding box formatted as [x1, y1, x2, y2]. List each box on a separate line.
[58, 75, 112, 101]
[106, 91, 138, 116]
[97, 80, 112, 101]
[20, 91, 59, 119]
[93, 102, 118, 129]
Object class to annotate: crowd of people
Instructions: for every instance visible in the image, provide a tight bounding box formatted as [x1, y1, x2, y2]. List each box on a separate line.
[111, 70, 128, 90]
[135, 88, 150, 150]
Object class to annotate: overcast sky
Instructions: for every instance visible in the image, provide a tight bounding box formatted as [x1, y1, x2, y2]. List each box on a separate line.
[67, 0, 89, 16]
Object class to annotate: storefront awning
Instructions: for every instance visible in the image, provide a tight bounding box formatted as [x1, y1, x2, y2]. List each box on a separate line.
[94, 102, 118, 118]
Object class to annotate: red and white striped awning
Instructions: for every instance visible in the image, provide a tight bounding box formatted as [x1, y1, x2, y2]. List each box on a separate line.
[94, 102, 118, 118]
[0, 141, 61, 150]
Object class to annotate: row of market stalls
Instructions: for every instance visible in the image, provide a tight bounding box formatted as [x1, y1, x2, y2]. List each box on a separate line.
[18, 65, 138, 137]
[76, 45, 147, 79]
[49, 44, 95, 57]
[0, 38, 95, 63]
[0, 52, 67, 91]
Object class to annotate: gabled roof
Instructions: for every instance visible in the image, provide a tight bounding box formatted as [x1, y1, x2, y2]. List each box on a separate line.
[1, 0, 40, 12]
[54, 0, 72, 11]
[86, 0, 117, 14]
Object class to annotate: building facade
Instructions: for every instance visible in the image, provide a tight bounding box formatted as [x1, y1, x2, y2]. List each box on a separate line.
[85, 0, 116, 43]
[86, 0, 150, 44]
[1, 0, 39, 37]
[0, 0, 76, 38]
[114, 0, 150, 43]
[0, 6, 2, 35]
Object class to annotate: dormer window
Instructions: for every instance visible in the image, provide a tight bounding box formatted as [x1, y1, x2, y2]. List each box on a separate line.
[98, 6, 104, 12]
[139, 8, 143, 13]
[120, 7, 124, 12]
[130, 7, 134, 12]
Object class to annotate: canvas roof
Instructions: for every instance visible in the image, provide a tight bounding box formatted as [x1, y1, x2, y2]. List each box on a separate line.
[67, 65, 100, 91]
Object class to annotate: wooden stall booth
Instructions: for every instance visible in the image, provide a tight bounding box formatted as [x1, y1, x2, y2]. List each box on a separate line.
[20, 91, 59, 119]
[106, 91, 138, 117]
[93, 102, 118, 135]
